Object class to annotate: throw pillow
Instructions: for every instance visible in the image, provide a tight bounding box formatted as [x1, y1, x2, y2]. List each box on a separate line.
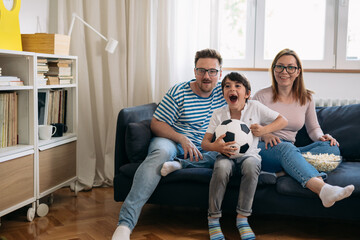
[125, 119, 152, 163]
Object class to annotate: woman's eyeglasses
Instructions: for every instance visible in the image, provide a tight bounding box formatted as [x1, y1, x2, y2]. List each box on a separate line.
[273, 65, 299, 74]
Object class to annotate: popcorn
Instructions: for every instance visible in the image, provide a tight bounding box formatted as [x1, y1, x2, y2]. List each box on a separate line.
[302, 152, 342, 172]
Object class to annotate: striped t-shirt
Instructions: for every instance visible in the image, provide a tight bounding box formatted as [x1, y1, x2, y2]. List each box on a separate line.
[153, 79, 226, 150]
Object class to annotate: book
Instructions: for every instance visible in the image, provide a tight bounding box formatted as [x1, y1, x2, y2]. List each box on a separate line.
[0, 76, 21, 86]
[0, 76, 19, 81]
[59, 79, 72, 85]
[8, 93, 14, 146]
[59, 76, 73, 80]
[37, 58, 48, 64]
[0, 81, 9, 86]
[47, 91, 53, 124]
[0, 94, 4, 147]
[37, 65, 49, 72]
[53, 90, 59, 123]
[48, 60, 72, 68]
[44, 89, 67, 125]
[14, 92, 18, 145]
[46, 66, 72, 76]
[48, 59, 72, 64]
[38, 90, 49, 125]
[9, 80, 24, 86]
[38, 79, 48, 86]
[0, 92, 18, 147]
[63, 90, 67, 126]
[47, 76, 60, 85]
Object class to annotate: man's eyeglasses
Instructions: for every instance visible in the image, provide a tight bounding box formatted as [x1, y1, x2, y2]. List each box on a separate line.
[195, 68, 220, 77]
[273, 65, 299, 74]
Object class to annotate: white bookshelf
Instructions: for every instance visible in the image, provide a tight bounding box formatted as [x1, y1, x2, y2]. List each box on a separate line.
[0, 49, 78, 224]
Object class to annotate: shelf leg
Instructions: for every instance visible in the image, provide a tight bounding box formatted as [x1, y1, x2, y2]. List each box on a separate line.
[70, 180, 79, 196]
[27, 202, 36, 222]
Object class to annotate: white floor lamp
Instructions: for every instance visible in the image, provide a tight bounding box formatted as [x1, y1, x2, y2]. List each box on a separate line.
[68, 13, 118, 54]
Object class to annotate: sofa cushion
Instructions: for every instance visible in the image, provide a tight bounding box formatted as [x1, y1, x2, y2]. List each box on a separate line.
[119, 163, 214, 183]
[276, 162, 360, 198]
[125, 120, 152, 163]
[326, 162, 360, 195]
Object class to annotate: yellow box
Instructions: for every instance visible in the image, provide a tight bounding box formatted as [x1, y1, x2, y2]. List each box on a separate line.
[21, 33, 70, 55]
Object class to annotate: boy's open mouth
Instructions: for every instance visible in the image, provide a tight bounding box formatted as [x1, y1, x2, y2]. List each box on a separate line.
[229, 94, 238, 103]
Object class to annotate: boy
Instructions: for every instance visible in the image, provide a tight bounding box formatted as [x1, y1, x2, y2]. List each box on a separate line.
[201, 72, 287, 240]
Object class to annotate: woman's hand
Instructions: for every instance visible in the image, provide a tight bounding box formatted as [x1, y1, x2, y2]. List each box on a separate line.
[319, 134, 339, 147]
[261, 133, 281, 149]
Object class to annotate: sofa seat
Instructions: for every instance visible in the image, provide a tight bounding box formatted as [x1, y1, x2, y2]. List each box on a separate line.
[276, 162, 360, 198]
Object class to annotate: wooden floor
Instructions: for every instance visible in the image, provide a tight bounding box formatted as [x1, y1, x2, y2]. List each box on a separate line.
[0, 187, 359, 240]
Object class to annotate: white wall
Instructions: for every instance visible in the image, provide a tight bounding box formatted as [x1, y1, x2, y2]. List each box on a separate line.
[19, 0, 49, 34]
[18, 0, 360, 102]
[223, 70, 360, 102]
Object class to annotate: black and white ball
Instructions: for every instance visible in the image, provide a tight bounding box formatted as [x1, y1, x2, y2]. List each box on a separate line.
[214, 119, 253, 159]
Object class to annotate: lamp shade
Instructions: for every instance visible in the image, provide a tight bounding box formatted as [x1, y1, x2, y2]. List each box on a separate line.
[105, 38, 118, 54]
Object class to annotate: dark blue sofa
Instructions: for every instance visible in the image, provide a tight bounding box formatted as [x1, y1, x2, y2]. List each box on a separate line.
[113, 103, 360, 220]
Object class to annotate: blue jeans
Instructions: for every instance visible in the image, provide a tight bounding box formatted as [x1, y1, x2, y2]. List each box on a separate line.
[176, 151, 218, 169]
[117, 137, 217, 230]
[258, 140, 340, 187]
[208, 154, 261, 218]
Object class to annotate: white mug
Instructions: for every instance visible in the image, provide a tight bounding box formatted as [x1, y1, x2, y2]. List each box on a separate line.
[38, 125, 57, 140]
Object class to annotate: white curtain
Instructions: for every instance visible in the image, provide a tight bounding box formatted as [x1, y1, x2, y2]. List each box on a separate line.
[53, 0, 211, 190]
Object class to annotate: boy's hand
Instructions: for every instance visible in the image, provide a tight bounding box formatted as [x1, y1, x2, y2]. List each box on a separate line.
[213, 134, 237, 157]
[250, 123, 265, 137]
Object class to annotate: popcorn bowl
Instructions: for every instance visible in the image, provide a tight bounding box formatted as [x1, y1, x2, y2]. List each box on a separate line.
[302, 153, 342, 172]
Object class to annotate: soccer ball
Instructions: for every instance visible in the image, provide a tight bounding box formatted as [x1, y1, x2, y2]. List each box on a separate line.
[214, 119, 253, 159]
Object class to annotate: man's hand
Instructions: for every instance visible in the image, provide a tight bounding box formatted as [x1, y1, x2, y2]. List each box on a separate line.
[152, 118, 204, 161]
[261, 133, 281, 149]
[179, 135, 203, 162]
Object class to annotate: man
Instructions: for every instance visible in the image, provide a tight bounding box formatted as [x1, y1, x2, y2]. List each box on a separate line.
[112, 48, 226, 240]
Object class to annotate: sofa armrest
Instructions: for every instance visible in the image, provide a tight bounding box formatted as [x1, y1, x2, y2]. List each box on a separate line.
[114, 103, 158, 176]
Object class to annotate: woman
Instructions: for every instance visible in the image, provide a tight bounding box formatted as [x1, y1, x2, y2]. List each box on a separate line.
[253, 48, 354, 208]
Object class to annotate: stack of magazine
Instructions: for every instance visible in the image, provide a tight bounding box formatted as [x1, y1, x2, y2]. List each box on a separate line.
[45, 59, 73, 85]
[0, 76, 23, 86]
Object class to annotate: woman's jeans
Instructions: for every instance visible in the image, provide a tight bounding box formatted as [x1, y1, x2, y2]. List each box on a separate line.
[117, 137, 217, 230]
[208, 155, 261, 218]
[258, 140, 340, 187]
